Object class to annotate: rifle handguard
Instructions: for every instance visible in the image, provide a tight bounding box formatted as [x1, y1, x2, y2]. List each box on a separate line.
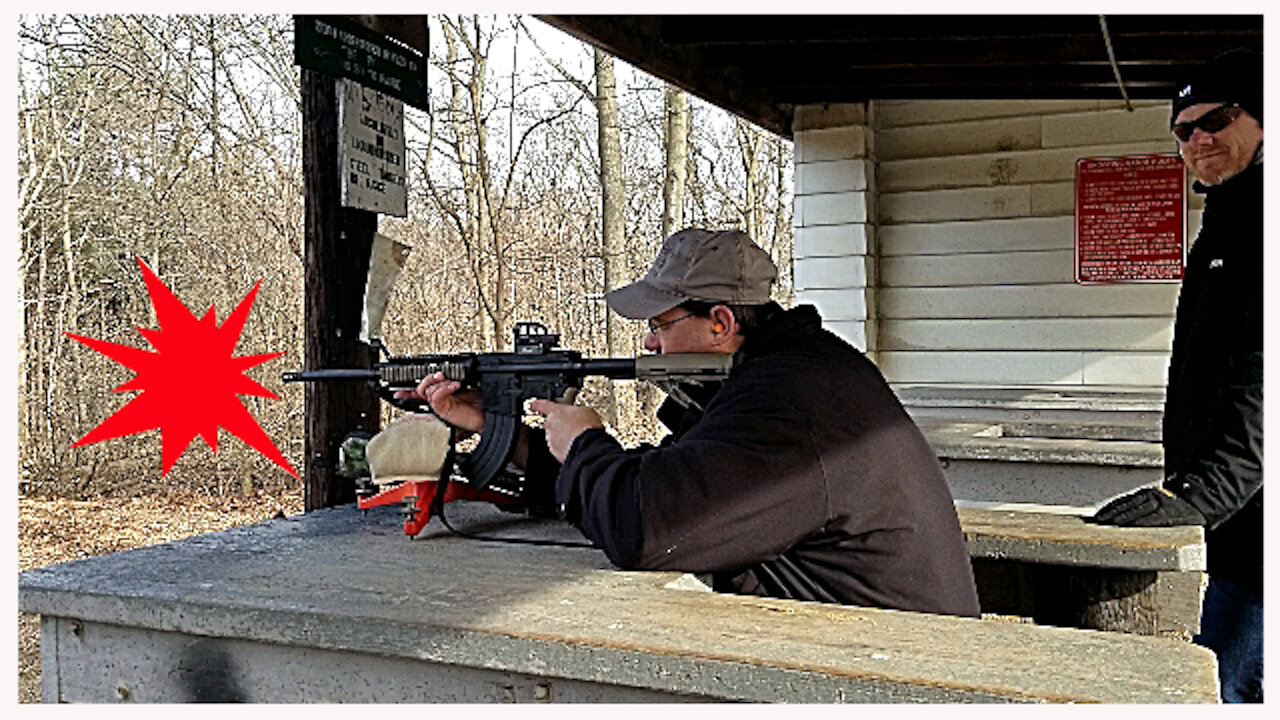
[634, 353, 734, 382]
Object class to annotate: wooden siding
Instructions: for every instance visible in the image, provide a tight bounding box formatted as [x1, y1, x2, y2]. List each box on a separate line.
[792, 104, 876, 353]
[869, 99, 1197, 390]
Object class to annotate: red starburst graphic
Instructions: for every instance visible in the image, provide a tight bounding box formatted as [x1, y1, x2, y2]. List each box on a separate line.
[66, 257, 298, 478]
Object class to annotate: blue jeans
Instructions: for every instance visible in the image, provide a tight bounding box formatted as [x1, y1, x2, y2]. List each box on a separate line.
[1195, 576, 1263, 703]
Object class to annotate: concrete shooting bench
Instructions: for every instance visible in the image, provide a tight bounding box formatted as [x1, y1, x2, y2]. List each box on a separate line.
[906, 387, 1206, 639]
[956, 506, 1205, 638]
[20, 501, 1217, 703]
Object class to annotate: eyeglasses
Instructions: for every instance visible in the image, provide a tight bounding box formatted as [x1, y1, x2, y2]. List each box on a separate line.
[647, 313, 695, 334]
[1171, 104, 1244, 143]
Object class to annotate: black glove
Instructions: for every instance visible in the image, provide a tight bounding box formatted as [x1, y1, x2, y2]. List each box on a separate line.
[1091, 487, 1207, 527]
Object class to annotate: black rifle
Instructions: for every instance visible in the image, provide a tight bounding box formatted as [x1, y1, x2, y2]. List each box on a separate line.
[282, 322, 732, 491]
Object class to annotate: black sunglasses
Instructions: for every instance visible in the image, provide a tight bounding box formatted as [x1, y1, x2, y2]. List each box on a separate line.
[1171, 104, 1244, 143]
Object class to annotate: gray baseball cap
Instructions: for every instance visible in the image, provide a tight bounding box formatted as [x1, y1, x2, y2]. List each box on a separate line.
[605, 228, 778, 319]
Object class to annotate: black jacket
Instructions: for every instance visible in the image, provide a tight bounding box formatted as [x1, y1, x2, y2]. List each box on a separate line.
[1161, 160, 1263, 595]
[540, 305, 981, 617]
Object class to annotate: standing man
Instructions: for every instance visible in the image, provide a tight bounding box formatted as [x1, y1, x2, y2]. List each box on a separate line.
[407, 228, 981, 618]
[1093, 49, 1262, 703]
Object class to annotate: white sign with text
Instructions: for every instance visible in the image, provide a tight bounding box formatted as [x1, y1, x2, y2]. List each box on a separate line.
[338, 78, 407, 216]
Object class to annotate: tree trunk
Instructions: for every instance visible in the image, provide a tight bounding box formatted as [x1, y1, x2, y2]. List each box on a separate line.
[208, 16, 219, 185]
[442, 17, 497, 350]
[36, 237, 53, 462]
[770, 137, 788, 255]
[596, 49, 626, 348]
[736, 118, 763, 240]
[468, 21, 504, 348]
[595, 48, 626, 426]
[661, 85, 689, 239]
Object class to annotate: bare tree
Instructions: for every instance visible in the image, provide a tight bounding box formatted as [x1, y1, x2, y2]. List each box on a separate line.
[735, 118, 764, 240]
[17, 13, 795, 497]
[661, 84, 689, 239]
[19, 14, 305, 497]
[594, 49, 629, 361]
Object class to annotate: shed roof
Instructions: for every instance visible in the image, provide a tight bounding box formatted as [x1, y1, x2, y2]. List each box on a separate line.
[536, 15, 1263, 137]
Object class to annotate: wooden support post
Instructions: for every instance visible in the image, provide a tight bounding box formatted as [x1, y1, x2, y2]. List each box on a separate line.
[301, 67, 380, 511]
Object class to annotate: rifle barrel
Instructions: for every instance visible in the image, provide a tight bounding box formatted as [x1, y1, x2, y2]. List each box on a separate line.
[281, 369, 380, 383]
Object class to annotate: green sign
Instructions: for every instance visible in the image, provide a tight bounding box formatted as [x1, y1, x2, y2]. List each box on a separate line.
[294, 15, 427, 111]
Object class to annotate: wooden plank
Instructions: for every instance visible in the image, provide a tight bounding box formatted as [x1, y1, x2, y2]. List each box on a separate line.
[794, 126, 867, 162]
[882, 350, 1169, 387]
[1041, 105, 1171, 148]
[793, 103, 865, 131]
[880, 249, 1074, 288]
[896, 385, 1165, 412]
[879, 283, 1179, 319]
[878, 115, 1043, 161]
[880, 185, 1030, 224]
[795, 255, 871, 290]
[877, 106, 1170, 163]
[957, 507, 1204, 571]
[795, 191, 867, 226]
[795, 158, 869, 194]
[881, 216, 1074, 256]
[875, 99, 1108, 128]
[879, 140, 1174, 191]
[880, 211, 1202, 256]
[881, 318, 1174, 352]
[1030, 180, 1076, 216]
[880, 350, 1086, 385]
[795, 224, 871, 258]
[922, 422, 1164, 466]
[812, 98, 1194, 392]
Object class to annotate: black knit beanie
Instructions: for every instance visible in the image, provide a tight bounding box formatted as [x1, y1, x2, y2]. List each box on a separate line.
[1170, 49, 1263, 128]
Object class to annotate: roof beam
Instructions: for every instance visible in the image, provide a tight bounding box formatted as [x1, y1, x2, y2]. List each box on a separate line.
[536, 14, 794, 136]
[535, 14, 1262, 138]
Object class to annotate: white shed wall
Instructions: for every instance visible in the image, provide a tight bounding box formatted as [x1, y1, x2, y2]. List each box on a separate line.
[792, 104, 878, 354]
[794, 99, 1202, 392]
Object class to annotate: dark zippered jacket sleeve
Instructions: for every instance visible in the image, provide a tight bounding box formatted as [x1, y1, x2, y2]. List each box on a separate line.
[554, 360, 826, 572]
[1164, 350, 1263, 528]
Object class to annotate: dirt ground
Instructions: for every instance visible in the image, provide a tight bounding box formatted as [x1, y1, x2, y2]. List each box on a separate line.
[17, 490, 304, 703]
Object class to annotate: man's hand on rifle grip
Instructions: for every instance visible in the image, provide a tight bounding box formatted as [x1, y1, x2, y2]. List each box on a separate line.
[395, 372, 486, 435]
[529, 399, 604, 463]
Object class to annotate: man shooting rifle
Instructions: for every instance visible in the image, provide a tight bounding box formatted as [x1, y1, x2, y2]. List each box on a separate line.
[402, 228, 981, 617]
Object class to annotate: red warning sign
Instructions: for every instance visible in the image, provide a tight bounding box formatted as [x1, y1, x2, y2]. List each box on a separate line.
[1075, 154, 1186, 283]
